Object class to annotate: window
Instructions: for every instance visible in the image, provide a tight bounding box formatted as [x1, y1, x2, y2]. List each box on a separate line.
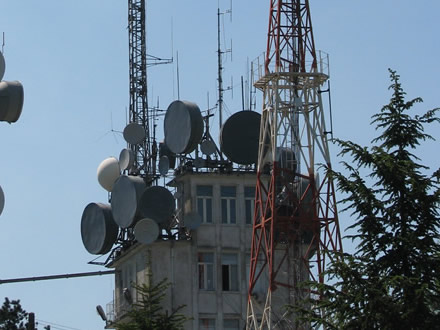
[198, 252, 214, 290]
[222, 253, 238, 291]
[245, 186, 256, 225]
[221, 186, 236, 224]
[199, 319, 215, 330]
[197, 185, 213, 223]
[224, 319, 240, 330]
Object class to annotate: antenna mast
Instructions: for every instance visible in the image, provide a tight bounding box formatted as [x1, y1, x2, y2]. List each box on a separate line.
[217, 7, 224, 133]
[246, 1, 342, 328]
[216, 5, 232, 140]
[128, 0, 151, 179]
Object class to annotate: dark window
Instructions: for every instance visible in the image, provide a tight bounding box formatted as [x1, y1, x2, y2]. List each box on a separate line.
[222, 253, 238, 291]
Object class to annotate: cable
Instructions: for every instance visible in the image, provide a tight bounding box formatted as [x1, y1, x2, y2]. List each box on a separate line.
[36, 319, 84, 330]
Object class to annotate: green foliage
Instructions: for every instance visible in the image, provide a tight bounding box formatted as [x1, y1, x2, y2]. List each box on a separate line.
[0, 298, 28, 330]
[114, 278, 190, 330]
[297, 70, 440, 329]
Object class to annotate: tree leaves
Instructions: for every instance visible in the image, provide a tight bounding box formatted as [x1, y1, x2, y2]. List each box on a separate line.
[0, 298, 28, 330]
[296, 70, 440, 329]
[114, 278, 190, 330]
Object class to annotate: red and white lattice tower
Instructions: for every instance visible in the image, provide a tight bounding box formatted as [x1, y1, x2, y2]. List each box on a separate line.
[246, 1, 342, 328]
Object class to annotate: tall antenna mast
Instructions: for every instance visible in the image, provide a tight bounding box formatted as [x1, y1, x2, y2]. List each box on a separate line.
[216, 4, 232, 140]
[217, 7, 224, 133]
[128, 0, 151, 180]
[246, 1, 342, 328]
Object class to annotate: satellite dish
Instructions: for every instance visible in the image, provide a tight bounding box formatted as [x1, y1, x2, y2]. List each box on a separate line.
[193, 157, 205, 168]
[184, 212, 202, 230]
[134, 218, 160, 244]
[96, 305, 107, 322]
[123, 122, 146, 145]
[0, 185, 4, 216]
[163, 100, 203, 154]
[80, 203, 119, 255]
[119, 148, 135, 171]
[0, 51, 5, 81]
[138, 186, 175, 224]
[159, 142, 176, 169]
[111, 175, 145, 228]
[200, 139, 216, 156]
[220, 111, 261, 165]
[158, 156, 170, 176]
[0, 81, 24, 123]
[97, 157, 120, 192]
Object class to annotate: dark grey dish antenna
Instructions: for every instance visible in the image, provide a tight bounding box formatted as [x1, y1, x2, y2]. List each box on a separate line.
[134, 218, 160, 244]
[220, 111, 261, 165]
[81, 203, 119, 255]
[200, 139, 216, 156]
[138, 186, 175, 224]
[0, 51, 5, 81]
[110, 175, 146, 228]
[123, 122, 146, 145]
[163, 100, 203, 154]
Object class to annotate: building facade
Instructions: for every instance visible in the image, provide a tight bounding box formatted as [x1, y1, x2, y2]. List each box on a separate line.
[107, 171, 269, 329]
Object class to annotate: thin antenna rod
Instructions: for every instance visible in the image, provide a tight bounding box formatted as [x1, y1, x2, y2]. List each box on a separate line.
[171, 18, 175, 99]
[176, 51, 180, 100]
[328, 80, 334, 139]
[241, 76, 245, 111]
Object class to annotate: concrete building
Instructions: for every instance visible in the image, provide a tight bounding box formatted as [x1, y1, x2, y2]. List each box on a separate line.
[106, 170, 269, 329]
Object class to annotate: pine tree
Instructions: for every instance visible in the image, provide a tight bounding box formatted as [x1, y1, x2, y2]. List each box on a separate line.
[0, 298, 28, 330]
[114, 278, 189, 330]
[298, 70, 440, 329]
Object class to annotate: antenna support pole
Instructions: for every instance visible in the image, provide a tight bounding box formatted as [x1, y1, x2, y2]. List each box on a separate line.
[128, 0, 151, 179]
[246, 1, 342, 328]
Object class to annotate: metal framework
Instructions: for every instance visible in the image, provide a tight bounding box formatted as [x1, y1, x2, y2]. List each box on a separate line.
[246, 1, 342, 328]
[128, 0, 152, 178]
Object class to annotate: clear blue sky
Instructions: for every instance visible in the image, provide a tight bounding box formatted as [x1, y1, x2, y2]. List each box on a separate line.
[1, 1, 439, 329]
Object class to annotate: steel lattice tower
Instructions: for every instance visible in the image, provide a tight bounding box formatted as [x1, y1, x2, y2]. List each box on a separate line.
[246, 1, 342, 328]
[128, 0, 152, 178]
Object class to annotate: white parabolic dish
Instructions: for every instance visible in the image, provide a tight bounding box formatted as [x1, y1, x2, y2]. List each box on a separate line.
[119, 148, 135, 171]
[97, 157, 120, 192]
